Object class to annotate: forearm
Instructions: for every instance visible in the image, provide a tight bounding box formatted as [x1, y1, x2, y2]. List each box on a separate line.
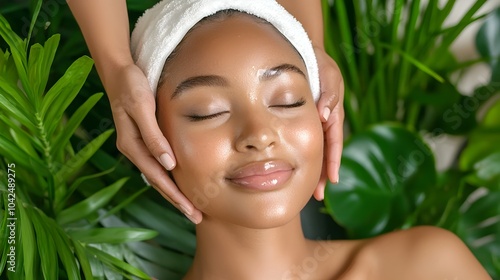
[277, 0, 324, 49]
[66, 0, 132, 88]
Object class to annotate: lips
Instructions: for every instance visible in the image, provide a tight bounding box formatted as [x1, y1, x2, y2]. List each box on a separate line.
[226, 160, 294, 191]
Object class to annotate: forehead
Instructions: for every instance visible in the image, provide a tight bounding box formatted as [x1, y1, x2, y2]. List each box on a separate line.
[161, 13, 306, 77]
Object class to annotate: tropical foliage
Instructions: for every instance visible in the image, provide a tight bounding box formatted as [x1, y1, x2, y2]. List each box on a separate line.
[0, 2, 195, 279]
[322, 0, 500, 276]
[0, 0, 499, 279]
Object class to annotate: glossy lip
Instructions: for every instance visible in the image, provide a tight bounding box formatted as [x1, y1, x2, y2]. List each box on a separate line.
[226, 160, 294, 191]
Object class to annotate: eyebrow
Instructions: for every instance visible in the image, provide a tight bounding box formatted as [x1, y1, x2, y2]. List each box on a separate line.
[171, 63, 306, 99]
[259, 63, 306, 81]
[171, 75, 228, 99]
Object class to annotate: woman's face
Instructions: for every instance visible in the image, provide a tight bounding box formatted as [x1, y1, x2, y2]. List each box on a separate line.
[157, 14, 323, 229]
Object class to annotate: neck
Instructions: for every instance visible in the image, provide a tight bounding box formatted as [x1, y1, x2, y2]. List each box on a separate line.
[185, 215, 312, 280]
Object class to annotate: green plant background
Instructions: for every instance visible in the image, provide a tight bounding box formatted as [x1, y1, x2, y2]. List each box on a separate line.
[0, 0, 499, 279]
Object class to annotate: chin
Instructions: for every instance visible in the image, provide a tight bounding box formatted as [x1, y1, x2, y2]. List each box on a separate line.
[215, 188, 314, 229]
[243, 208, 303, 229]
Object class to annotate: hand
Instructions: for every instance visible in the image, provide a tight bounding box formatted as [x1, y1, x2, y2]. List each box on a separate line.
[106, 63, 203, 224]
[312, 46, 345, 201]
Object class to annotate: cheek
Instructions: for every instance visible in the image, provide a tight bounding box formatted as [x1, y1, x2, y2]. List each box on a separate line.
[281, 109, 324, 195]
[284, 111, 323, 161]
[168, 128, 233, 209]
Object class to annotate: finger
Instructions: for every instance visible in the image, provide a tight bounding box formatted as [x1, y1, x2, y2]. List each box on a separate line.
[138, 146, 202, 224]
[324, 106, 344, 184]
[128, 96, 177, 171]
[313, 157, 328, 201]
[317, 75, 343, 123]
[114, 115, 202, 223]
[316, 58, 344, 123]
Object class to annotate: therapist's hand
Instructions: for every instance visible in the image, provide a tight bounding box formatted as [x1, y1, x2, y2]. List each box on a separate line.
[312, 46, 345, 201]
[107, 63, 202, 224]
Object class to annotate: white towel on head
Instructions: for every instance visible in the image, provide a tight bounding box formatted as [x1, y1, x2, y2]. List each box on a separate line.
[131, 0, 320, 101]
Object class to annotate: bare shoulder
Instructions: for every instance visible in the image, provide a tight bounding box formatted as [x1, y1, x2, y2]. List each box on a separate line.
[351, 226, 492, 280]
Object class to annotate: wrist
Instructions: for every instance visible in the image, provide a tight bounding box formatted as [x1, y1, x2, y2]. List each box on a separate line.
[94, 53, 135, 91]
[312, 43, 325, 52]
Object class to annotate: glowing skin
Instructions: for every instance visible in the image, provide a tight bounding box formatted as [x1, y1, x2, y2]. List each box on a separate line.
[157, 14, 323, 229]
[155, 13, 491, 280]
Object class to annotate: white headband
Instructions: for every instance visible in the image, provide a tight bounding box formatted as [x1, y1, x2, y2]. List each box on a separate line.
[131, 0, 320, 101]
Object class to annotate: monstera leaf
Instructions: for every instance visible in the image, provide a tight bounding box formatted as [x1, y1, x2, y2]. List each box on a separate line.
[456, 190, 500, 278]
[324, 124, 437, 238]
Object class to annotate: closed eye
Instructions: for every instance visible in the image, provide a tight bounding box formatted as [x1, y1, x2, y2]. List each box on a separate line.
[187, 111, 228, 122]
[270, 98, 306, 108]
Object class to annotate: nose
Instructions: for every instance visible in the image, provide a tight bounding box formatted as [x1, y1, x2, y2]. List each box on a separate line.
[235, 111, 280, 152]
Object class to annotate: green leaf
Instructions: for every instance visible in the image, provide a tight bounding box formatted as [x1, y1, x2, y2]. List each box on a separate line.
[0, 115, 43, 152]
[27, 43, 43, 109]
[0, 75, 32, 112]
[431, 0, 487, 67]
[465, 152, 500, 191]
[0, 49, 20, 85]
[459, 97, 500, 171]
[436, 0, 456, 27]
[17, 201, 36, 279]
[73, 241, 94, 280]
[44, 220, 81, 280]
[41, 55, 94, 135]
[0, 134, 48, 174]
[68, 228, 157, 244]
[380, 43, 445, 83]
[0, 191, 10, 275]
[324, 124, 437, 238]
[85, 246, 151, 279]
[333, 0, 361, 92]
[415, 0, 438, 45]
[92, 185, 149, 226]
[56, 166, 117, 213]
[52, 92, 103, 159]
[11, 226, 24, 280]
[0, 14, 30, 98]
[9, 127, 38, 158]
[432, 94, 479, 135]
[100, 243, 125, 280]
[126, 241, 192, 274]
[476, 7, 500, 83]
[482, 97, 500, 128]
[0, 91, 36, 131]
[396, 0, 421, 98]
[26, 0, 43, 46]
[124, 199, 196, 254]
[56, 178, 127, 225]
[131, 258, 183, 280]
[30, 208, 58, 280]
[27, 34, 60, 104]
[456, 190, 500, 278]
[55, 128, 114, 182]
[460, 129, 500, 171]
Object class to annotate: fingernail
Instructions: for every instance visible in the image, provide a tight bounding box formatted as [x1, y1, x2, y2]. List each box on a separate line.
[179, 204, 192, 216]
[159, 153, 175, 170]
[140, 173, 151, 186]
[332, 175, 339, 184]
[322, 107, 331, 122]
[185, 213, 200, 224]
